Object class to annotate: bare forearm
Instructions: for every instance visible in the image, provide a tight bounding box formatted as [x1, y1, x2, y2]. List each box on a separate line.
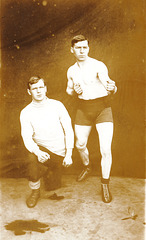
[65, 148, 73, 157]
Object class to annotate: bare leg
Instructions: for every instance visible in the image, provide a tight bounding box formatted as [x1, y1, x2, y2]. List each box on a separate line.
[96, 122, 113, 179]
[75, 124, 92, 166]
[75, 124, 92, 181]
[96, 122, 113, 203]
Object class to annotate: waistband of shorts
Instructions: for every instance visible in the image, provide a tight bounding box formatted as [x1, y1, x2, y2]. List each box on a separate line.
[78, 95, 111, 104]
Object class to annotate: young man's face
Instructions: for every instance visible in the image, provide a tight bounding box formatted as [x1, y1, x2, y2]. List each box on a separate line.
[71, 40, 89, 61]
[28, 79, 47, 102]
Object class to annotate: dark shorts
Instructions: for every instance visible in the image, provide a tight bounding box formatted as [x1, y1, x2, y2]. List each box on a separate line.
[25, 146, 64, 187]
[75, 96, 113, 126]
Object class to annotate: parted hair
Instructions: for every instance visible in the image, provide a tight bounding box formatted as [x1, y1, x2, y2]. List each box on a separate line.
[27, 76, 46, 89]
[71, 35, 89, 47]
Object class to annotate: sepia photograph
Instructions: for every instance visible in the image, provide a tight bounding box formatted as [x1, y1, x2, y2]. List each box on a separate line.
[0, 0, 145, 239]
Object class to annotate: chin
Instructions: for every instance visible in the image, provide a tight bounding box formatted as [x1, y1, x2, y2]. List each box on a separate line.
[79, 56, 86, 60]
[36, 97, 44, 101]
[79, 58, 86, 61]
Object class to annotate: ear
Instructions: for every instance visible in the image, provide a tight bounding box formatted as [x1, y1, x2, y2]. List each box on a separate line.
[27, 89, 31, 95]
[70, 47, 74, 53]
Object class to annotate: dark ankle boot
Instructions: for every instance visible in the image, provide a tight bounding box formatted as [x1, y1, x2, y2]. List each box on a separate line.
[101, 183, 112, 203]
[26, 189, 40, 208]
[76, 165, 91, 182]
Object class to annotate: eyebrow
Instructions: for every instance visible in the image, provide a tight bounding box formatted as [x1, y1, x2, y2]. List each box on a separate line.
[31, 86, 45, 90]
[75, 46, 88, 48]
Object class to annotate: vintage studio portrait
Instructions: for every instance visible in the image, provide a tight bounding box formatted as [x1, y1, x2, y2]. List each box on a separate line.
[0, 0, 145, 239]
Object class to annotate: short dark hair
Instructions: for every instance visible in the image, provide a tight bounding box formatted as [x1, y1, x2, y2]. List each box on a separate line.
[71, 35, 89, 47]
[27, 76, 46, 89]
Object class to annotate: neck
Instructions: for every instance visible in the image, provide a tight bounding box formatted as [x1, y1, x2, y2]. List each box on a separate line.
[77, 56, 89, 67]
[32, 97, 47, 105]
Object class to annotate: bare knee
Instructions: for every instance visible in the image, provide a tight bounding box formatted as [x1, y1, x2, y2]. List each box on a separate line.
[75, 139, 87, 152]
[100, 147, 112, 159]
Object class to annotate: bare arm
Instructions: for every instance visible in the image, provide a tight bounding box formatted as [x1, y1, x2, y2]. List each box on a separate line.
[98, 62, 117, 94]
[66, 71, 83, 96]
[66, 68, 75, 95]
[66, 77, 74, 95]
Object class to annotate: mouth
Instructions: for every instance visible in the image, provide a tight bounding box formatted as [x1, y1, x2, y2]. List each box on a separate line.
[78, 55, 86, 60]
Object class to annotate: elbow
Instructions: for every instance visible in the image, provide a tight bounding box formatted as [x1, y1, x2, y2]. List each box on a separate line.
[114, 86, 117, 94]
[66, 87, 73, 96]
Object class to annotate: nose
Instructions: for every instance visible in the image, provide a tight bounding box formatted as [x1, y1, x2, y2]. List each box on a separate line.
[80, 47, 84, 53]
[37, 87, 41, 93]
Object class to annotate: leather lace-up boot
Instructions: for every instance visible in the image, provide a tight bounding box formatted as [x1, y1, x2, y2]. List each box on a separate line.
[26, 189, 40, 208]
[76, 165, 91, 182]
[101, 183, 112, 203]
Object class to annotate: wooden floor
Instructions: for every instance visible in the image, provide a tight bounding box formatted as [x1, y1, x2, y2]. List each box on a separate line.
[0, 175, 145, 240]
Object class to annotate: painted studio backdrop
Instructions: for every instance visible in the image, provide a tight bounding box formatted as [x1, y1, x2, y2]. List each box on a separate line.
[1, 0, 145, 178]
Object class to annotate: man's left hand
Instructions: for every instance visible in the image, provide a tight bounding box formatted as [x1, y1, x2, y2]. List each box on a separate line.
[106, 79, 117, 93]
[62, 156, 73, 167]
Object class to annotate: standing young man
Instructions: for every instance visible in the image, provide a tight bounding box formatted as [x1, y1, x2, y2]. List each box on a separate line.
[66, 35, 117, 203]
[20, 76, 74, 208]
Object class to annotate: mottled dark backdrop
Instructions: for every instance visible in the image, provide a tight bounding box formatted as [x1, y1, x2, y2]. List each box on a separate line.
[1, 0, 145, 178]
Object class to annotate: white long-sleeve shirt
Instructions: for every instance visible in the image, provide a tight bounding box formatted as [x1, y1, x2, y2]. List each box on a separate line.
[20, 97, 74, 157]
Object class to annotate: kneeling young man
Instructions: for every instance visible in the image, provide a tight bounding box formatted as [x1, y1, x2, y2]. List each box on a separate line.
[20, 76, 74, 208]
[66, 35, 117, 203]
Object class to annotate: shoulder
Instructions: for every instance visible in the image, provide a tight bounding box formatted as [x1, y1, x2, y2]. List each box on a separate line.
[20, 103, 32, 119]
[48, 99, 68, 116]
[20, 103, 32, 114]
[47, 98, 65, 108]
[90, 57, 108, 73]
[89, 57, 106, 67]
[67, 62, 77, 74]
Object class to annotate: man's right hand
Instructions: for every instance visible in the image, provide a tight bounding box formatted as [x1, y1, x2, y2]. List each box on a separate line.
[37, 150, 50, 163]
[74, 83, 83, 95]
